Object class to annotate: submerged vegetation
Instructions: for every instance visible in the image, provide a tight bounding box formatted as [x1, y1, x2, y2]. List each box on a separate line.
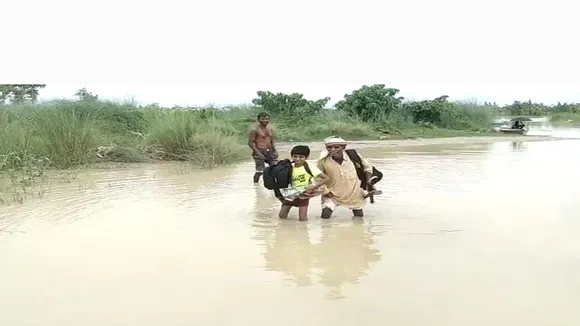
[1, 83, 579, 180]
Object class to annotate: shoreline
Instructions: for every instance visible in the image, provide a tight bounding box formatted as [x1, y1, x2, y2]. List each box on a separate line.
[75, 133, 580, 169]
[274, 133, 566, 152]
[95, 133, 568, 171]
[3, 97, 579, 174]
[0, 133, 573, 206]
[1, 133, 572, 176]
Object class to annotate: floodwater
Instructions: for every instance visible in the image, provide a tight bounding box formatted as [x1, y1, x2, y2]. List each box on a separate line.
[2, 133, 580, 326]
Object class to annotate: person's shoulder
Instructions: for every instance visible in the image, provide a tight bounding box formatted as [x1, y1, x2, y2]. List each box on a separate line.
[307, 161, 323, 173]
[254, 125, 273, 134]
[346, 149, 366, 159]
[316, 156, 329, 165]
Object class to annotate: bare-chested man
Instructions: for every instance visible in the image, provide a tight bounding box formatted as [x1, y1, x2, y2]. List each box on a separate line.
[248, 112, 278, 183]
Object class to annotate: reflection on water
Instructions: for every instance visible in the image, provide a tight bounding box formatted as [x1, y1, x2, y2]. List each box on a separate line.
[316, 221, 382, 299]
[1, 136, 580, 326]
[511, 141, 527, 151]
[251, 185, 383, 299]
[253, 218, 382, 299]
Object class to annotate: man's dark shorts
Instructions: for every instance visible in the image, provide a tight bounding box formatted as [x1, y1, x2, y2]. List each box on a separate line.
[253, 148, 278, 172]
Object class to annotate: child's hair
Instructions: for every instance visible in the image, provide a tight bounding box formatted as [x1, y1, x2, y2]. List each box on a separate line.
[290, 145, 310, 157]
[257, 112, 270, 119]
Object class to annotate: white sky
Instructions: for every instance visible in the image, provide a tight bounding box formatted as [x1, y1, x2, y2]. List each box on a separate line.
[3, 0, 579, 107]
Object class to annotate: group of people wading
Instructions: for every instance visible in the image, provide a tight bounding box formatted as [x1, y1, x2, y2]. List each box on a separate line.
[248, 112, 382, 222]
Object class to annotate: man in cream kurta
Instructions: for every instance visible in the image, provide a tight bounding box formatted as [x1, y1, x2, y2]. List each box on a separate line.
[316, 136, 373, 219]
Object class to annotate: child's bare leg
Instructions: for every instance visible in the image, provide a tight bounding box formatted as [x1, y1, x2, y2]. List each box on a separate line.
[278, 204, 292, 219]
[298, 203, 309, 221]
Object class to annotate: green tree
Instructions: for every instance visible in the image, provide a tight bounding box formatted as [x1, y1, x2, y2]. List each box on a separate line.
[251, 91, 330, 116]
[335, 84, 404, 122]
[74, 87, 99, 101]
[503, 100, 548, 116]
[0, 84, 46, 105]
[553, 102, 580, 113]
[404, 95, 452, 125]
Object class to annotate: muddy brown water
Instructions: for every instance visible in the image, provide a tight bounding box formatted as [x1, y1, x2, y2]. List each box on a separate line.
[1, 135, 580, 326]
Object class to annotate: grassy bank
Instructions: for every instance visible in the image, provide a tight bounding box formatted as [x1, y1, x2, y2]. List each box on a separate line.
[5, 84, 580, 176]
[0, 99, 500, 173]
[549, 112, 580, 125]
[9, 86, 580, 177]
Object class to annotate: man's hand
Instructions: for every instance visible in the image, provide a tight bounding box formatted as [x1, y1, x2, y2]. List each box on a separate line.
[305, 184, 318, 192]
[366, 174, 378, 191]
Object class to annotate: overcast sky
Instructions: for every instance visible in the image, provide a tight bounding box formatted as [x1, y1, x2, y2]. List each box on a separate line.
[4, 0, 579, 107]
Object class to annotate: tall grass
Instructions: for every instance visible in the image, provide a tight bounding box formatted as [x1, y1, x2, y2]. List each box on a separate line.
[145, 110, 245, 167]
[0, 99, 502, 174]
[550, 112, 580, 124]
[439, 101, 499, 131]
[28, 107, 101, 167]
[270, 110, 377, 141]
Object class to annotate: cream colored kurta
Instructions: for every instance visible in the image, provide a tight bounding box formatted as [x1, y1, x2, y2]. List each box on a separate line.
[317, 152, 373, 210]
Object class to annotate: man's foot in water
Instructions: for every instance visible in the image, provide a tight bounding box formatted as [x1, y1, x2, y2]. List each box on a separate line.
[321, 207, 333, 219]
[253, 172, 262, 184]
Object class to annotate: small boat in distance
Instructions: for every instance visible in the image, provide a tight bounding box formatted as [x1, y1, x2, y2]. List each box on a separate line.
[498, 116, 532, 135]
[498, 127, 527, 134]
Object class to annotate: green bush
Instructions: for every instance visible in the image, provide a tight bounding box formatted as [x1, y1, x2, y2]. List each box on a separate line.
[336, 88, 496, 132]
[251, 91, 330, 116]
[335, 84, 404, 122]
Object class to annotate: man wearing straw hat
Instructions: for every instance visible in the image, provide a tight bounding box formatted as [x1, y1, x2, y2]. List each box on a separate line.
[316, 136, 374, 219]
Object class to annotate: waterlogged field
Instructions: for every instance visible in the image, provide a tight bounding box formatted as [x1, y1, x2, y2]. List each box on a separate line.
[1, 136, 580, 326]
[2, 90, 580, 324]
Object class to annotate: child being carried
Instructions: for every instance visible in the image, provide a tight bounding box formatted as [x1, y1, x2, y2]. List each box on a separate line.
[278, 145, 329, 221]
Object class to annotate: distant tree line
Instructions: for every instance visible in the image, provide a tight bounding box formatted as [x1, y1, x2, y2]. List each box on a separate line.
[252, 85, 580, 126]
[2, 84, 579, 125]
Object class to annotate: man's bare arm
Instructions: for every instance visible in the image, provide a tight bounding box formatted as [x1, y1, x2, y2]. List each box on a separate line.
[316, 160, 332, 196]
[359, 154, 374, 184]
[310, 173, 329, 189]
[270, 132, 277, 152]
[359, 154, 373, 173]
[316, 159, 326, 174]
[248, 129, 261, 155]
